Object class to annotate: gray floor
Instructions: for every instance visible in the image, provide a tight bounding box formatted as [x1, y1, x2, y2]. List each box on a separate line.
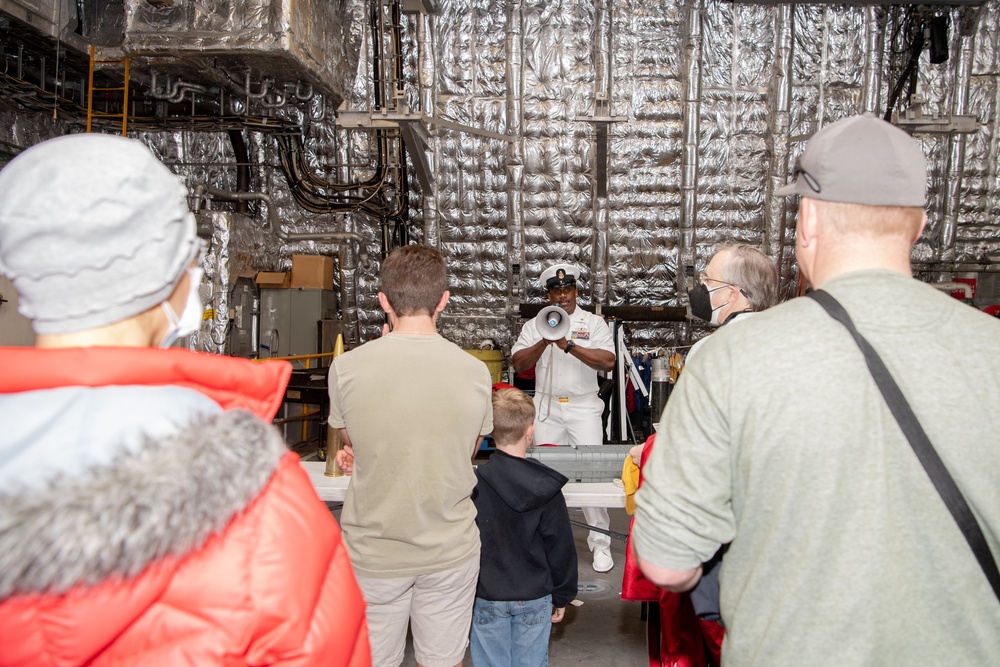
[391, 506, 650, 666]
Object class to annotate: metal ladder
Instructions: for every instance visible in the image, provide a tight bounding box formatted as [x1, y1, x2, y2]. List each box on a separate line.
[86, 46, 130, 135]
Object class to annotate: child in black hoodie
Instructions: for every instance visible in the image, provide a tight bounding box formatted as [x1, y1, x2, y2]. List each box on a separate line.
[470, 388, 578, 667]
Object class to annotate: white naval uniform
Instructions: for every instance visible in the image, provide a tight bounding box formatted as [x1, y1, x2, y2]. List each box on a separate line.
[512, 307, 616, 551]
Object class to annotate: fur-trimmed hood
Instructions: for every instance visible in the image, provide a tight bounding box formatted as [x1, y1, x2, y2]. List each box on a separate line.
[0, 409, 287, 598]
[0, 347, 370, 667]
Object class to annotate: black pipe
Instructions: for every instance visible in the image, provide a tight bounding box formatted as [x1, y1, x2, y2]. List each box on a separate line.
[569, 520, 629, 543]
[227, 129, 250, 214]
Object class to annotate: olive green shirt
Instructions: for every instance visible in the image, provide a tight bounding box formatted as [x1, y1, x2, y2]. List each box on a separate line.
[634, 270, 1000, 665]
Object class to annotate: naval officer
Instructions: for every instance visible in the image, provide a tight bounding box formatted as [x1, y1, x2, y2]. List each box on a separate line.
[511, 262, 617, 572]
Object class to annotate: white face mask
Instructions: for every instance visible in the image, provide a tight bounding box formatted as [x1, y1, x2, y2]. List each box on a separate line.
[709, 287, 734, 326]
[159, 267, 204, 348]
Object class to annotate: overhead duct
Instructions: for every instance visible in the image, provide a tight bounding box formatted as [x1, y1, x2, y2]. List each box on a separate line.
[121, 0, 361, 107]
[0, 0, 86, 50]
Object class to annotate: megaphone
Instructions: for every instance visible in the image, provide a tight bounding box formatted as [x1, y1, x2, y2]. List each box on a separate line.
[536, 305, 571, 341]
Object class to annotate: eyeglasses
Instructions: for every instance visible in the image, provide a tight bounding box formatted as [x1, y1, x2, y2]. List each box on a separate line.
[792, 162, 821, 193]
[698, 273, 750, 299]
[698, 273, 730, 288]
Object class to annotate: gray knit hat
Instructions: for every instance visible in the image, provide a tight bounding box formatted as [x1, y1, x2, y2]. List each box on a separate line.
[0, 134, 198, 334]
[775, 113, 927, 207]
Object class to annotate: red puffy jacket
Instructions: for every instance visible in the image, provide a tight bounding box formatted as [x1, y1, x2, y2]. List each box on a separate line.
[0, 347, 369, 666]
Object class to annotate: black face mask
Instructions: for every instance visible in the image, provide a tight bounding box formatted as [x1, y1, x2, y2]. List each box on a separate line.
[688, 283, 715, 322]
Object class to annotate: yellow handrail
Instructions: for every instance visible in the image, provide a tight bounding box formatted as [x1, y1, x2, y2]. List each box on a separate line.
[253, 351, 338, 369]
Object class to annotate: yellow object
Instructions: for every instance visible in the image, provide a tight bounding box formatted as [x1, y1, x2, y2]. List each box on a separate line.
[333, 333, 345, 357]
[87, 46, 130, 136]
[324, 427, 344, 477]
[669, 351, 684, 381]
[622, 455, 641, 515]
[465, 349, 503, 384]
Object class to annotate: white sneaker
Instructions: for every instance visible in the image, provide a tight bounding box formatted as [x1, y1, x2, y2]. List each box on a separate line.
[592, 546, 614, 573]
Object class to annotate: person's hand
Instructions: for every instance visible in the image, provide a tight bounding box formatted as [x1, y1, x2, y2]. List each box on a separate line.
[551, 607, 565, 623]
[335, 444, 355, 475]
[629, 443, 644, 466]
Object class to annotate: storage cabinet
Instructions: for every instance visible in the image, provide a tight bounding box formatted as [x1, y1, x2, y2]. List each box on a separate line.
[258, 288, 336, 368]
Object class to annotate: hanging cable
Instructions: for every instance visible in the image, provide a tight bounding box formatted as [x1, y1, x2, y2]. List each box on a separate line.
[883, 8, 924, 122]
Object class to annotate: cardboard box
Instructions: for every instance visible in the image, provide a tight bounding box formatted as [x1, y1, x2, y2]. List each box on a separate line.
[255, 271, 290, 288]
[291, 254, 334, 289]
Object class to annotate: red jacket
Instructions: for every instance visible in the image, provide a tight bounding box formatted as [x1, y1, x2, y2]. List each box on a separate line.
[623, 434, 722, 667]
[0, 347, 369, 666]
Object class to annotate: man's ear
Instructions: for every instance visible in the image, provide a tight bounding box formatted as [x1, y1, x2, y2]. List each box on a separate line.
[434, 290, 450, 315]
[377, 291, 393, 315]
[525, 423, 535, 443]
[797, 198, 818, 249]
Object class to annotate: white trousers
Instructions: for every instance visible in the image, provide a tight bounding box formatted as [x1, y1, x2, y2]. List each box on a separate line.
[532, 392, 612, 551]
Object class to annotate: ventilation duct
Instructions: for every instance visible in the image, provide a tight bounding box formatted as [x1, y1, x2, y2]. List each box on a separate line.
[0, 0, 87, 50]
[122, 0, 360, 107]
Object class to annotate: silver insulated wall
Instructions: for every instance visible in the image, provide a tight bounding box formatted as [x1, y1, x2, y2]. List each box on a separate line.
[405, 0, 1000, 353]
[0, 1, 998, 357]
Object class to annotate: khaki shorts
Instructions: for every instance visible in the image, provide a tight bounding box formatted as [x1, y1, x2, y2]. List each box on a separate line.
[356, 554, 480, 667]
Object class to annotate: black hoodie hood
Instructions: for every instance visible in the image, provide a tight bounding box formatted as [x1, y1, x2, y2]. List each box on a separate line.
[475, 449, 568, 513]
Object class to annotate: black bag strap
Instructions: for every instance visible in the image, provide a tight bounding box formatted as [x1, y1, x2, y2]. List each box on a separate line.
[808, 289, 1000, 602]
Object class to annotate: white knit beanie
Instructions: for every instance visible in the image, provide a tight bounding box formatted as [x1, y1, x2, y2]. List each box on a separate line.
[0, 134, 198, 334]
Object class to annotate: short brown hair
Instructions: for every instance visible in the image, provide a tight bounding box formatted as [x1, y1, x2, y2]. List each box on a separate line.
[814, 199, 924, 241]
[717, 244, 780, 311]
[379, 244, 448, 316]
[491, 388, 535, 447]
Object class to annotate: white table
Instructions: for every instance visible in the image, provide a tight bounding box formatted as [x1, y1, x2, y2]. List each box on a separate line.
[301, 461, 626, 509]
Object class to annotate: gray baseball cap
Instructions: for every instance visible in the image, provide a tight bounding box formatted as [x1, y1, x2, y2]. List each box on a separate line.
[0, 134, 198, 335]
[775, 113, 927, 207]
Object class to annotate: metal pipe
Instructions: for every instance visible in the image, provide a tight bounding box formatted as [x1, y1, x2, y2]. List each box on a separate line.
[192, 183, 371, 269]
[861, 7, 886, 114]
[766, 5, 794, 297]
[193, 184, 284, 239]
[150, 72, 207, 104]
[260, 90, 287, 109]
[939, 23, 975, 263]
[150, 72, 185, 101]
[678, 0, 703, 286]
[230, 73, 272, 100]
[294, 81, 314, 101]
[227, 130, 250, 214]
[591, 0, 612, 306]
[418, 9, 440, 249]
[336, 241, 361, 347]
[930, 281, 972, 299]
[594, 0, 611, 104]
[174, 83, 207, 104]
[506, 0, 525, 324]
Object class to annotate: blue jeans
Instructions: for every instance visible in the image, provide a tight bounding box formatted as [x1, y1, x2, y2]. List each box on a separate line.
[469, 595, 552, 667]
